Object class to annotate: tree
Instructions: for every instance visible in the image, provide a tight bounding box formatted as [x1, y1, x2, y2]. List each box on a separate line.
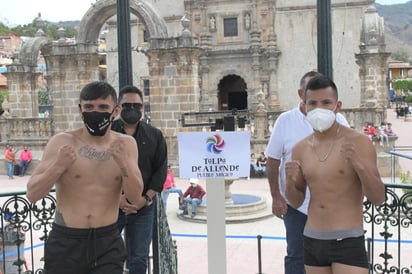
[1, 18, 78, 40]
[393, 79, 412, 92]
[0, 22, 10, 35]
[391, 48, 410, 63]
[0, 91, 9, 112]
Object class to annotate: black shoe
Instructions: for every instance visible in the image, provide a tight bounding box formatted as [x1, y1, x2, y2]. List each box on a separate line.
[182, 210, 188, 215]
[191, 212, 196, 218]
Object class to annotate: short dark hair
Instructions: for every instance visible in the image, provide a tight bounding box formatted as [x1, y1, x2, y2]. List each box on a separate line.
[299, 71, 322, 89]
[304, 75, 338, 101]
[119, 85, 143, 103]
[79, 81, 117, 103]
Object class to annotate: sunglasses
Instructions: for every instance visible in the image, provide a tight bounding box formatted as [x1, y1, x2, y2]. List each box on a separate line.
[121, 103, 143, 109]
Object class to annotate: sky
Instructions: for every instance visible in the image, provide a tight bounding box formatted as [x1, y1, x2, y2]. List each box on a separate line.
[0, 0, 410, 26]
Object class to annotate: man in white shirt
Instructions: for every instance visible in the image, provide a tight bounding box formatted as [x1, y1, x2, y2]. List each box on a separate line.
[264, 71, 349, 274]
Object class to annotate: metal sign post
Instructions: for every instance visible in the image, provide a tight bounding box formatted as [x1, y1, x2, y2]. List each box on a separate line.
[206, 178, 227, 274]
[178, 126, 250, 274]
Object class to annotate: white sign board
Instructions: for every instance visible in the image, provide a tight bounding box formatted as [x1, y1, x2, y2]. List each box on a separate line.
[178, 131, 250, 178]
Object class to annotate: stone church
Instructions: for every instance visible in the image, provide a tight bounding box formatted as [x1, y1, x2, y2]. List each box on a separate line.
[1, 0, 390, 168]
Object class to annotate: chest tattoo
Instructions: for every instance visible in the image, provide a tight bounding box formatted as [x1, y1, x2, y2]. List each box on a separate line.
[78, 145, 111, 161]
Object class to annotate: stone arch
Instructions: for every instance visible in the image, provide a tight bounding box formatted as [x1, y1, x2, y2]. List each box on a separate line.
[212, 70, 252, 91]
[18, 37, 49, 67]
[77, 0, 168, 44]
[6, 36, 50, 118]
[217, 74, 248, 111]
[213, 70, 253, 111]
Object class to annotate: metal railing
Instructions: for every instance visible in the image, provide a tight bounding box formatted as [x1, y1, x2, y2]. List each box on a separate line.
[0, 191, 177, 274]
[364, 184, 412, 274]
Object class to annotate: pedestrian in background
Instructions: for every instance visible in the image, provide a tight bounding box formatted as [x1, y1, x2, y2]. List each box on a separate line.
[180, 178, 206, 218]
[162, 165, 183, 211]
[4, 145, 16, 179]
[19, 145, 32, 176]
[112, 85, 168, 274]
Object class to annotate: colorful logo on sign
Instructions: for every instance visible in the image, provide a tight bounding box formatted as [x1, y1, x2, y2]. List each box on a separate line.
[206, 134, 225, 154]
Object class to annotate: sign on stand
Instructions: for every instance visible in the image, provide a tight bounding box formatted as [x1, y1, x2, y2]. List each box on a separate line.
[178, 131, 250, 274]
[178, 132, 250, 179]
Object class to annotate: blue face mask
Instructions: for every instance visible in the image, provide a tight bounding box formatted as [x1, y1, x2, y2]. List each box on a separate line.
[82, 110, 114, 136]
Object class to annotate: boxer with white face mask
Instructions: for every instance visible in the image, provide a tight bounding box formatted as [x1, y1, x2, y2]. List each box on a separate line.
[285, 75, 385, 274]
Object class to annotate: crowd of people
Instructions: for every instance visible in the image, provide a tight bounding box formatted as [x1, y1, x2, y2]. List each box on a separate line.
[362, 121, 396, 146]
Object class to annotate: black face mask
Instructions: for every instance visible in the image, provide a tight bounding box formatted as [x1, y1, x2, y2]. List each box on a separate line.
[82, 111, 114, 136]
[121, 108, 142, 125]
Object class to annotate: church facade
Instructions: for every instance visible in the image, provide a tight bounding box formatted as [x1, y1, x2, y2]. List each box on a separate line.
[2, 0, 389, 166]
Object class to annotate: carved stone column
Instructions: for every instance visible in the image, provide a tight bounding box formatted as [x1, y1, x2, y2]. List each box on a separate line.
[356, 4, 390, 110]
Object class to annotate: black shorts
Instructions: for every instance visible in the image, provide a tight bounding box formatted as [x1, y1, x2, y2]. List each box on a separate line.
[303, 235, 369, 269]
[44, 223, 126, 274]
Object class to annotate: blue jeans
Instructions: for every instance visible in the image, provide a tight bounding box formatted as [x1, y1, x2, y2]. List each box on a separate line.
[117, 204, 155, 274]
[20, 160, 30, 176]
[183, 197, 202, 214]
[5, 162, 14, 177]
[161, 188, 183, 209]
[283, 205, 307, 274]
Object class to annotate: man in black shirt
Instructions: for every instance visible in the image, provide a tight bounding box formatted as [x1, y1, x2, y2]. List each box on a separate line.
[112, 85, 167, 274]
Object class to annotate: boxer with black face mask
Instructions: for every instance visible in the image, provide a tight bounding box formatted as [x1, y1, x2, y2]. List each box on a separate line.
[27, 81, 145, 274]
[80, 105, 116, 136]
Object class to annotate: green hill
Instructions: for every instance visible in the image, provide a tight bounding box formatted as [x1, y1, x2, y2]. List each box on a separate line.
[376, 1, 412, 61]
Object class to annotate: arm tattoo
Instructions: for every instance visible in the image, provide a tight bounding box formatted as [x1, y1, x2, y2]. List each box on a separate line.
[120, 167, 128, 177]
[54, 210, 66, 226]
[78, 145, 111, 161]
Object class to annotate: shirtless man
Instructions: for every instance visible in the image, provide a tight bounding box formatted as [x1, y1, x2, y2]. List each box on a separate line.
[285, 75, 385, 274]
[26, 81, 145, 274]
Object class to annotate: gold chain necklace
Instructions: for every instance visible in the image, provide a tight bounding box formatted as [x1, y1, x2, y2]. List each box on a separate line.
[312, 125, 340, 162]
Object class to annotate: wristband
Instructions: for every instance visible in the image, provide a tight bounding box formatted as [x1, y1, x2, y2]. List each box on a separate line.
[143, 194, 153, 207]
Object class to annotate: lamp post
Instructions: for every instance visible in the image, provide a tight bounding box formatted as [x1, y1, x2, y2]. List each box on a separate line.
[317, 0, 333, 80]
[117, 0, 133, 88]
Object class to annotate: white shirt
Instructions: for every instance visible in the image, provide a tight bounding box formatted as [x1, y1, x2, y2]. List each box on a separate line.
[264, 106, 349, 215]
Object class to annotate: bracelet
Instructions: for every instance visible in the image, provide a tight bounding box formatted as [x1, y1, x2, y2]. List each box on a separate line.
[143, 194, 153, 207]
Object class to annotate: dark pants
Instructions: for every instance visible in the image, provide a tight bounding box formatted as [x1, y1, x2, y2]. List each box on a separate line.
[44, 223, 126, 274]
[117, 204, 155, 274]
[283, 205, 307, 274]
[20, 160, 30, 175]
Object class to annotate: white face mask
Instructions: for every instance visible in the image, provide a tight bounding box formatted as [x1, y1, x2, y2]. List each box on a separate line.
[306, 107, 336, 132]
